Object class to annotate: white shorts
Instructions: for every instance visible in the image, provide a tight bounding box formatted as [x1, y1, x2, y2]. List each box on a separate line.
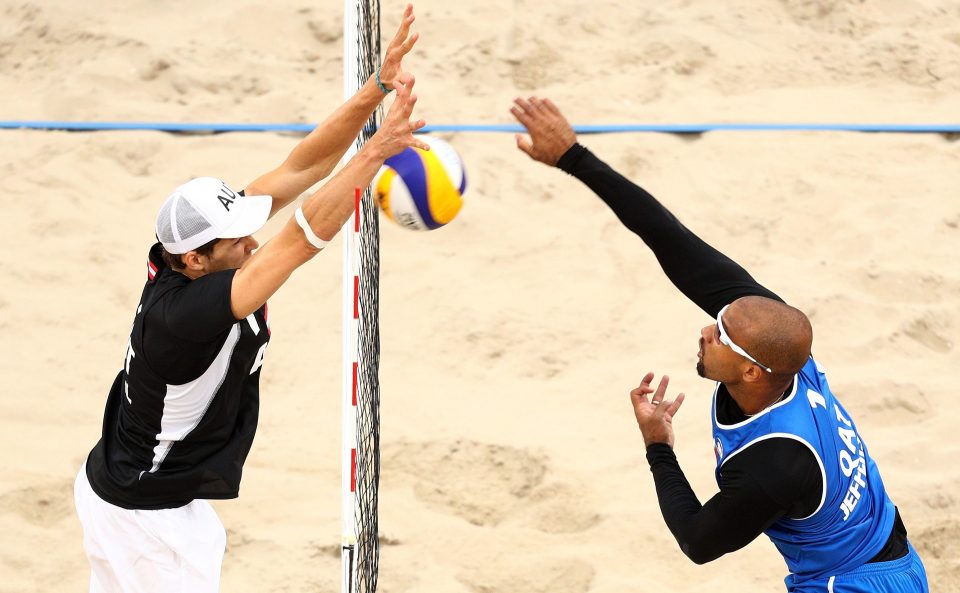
[73, 464, 227, 593]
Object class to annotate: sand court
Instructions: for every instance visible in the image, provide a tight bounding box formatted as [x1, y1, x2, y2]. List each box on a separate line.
[1, 1, 958, 592]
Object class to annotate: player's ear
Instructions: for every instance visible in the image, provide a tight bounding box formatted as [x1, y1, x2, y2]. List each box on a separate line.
[182, 250, 206, 273]
[742, 363, 765, 383]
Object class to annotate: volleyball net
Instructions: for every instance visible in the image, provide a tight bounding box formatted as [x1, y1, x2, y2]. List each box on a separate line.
[341, 1, 382, 593]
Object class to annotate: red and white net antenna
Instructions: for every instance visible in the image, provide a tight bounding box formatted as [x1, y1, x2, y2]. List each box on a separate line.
[341, 186, 362, 593]
[342, 0, 361, 588]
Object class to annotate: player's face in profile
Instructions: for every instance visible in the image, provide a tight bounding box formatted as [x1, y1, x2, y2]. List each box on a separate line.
[207, 235, 259, 272]
[697, 323, 740, 382]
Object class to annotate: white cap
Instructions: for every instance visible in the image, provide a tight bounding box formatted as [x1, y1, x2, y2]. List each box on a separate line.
[155, 177, 272, 254]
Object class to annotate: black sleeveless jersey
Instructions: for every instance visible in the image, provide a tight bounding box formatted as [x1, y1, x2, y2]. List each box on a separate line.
[85, 243, 271, 509]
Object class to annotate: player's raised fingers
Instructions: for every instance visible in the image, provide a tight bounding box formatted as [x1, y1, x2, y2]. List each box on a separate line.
[640, 371, 655, 388]
[391, 78, 408, 99]
[510, 104, 534, 127]
[397, 94, 418, 119]
[651, 375, 670, 408]
[392, 5, 414, 41]
[630, 393, 650, 413]
[411, 133, 430, 151]
[665, 393, 686, 418]
[542, 98, 563, 116]
[515, 134, 535, 157]
[514, 97, 538, 113]
[392, 76, 416, 103]
[527, 97, 549, 119]
[630, 373, 655, 403]
[400, 31, 420, 53]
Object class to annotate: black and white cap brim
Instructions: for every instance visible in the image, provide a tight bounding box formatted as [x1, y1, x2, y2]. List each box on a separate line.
[216, 194, 272, 240]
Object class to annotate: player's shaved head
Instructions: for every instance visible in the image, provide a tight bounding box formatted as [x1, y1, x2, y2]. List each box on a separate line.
[724, 296, 813, 376]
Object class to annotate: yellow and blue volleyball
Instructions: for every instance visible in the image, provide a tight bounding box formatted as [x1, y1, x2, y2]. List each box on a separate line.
[373, 135, 466, 231]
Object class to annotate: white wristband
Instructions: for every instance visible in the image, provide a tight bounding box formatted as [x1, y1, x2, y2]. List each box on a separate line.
[295, 206, 327, 250]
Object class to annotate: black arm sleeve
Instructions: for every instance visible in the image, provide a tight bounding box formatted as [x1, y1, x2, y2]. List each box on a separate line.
[645, 438, 821, 564]
[557, 144, 783, 316]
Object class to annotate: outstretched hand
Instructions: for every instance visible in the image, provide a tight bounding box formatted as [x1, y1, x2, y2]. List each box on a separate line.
[379, 4, 419, 91]
[371, 72, 428, 159]
[510, 97, 577, 166]
[630, 373, 686, 449]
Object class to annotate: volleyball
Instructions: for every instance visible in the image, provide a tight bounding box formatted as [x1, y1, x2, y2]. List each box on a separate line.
[372, 135, 467, 231]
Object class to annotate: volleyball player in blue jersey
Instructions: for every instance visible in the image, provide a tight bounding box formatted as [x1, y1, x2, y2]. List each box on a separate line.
[511, 97, 929, 593]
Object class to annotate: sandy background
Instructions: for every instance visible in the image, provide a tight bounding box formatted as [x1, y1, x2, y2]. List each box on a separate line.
[1, 0, 958, 592]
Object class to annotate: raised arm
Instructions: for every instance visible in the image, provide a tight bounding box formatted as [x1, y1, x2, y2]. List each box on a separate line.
[245, 4, 420, 217]
[511, 97, 781, 317]
[229, 73, 428, 319]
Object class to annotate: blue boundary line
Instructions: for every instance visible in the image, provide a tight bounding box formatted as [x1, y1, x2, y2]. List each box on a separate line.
[1, 120, 959, 134]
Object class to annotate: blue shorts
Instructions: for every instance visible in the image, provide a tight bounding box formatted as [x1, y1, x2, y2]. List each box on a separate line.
[787, 543, 928, 593]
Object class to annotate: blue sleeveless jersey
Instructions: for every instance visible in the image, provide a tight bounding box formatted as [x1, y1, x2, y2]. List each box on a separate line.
[711, 357, 895, 583]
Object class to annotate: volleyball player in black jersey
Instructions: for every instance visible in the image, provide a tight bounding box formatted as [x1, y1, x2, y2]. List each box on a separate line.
[74, 9, 426, 593]
[510, 97, 928, 593]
